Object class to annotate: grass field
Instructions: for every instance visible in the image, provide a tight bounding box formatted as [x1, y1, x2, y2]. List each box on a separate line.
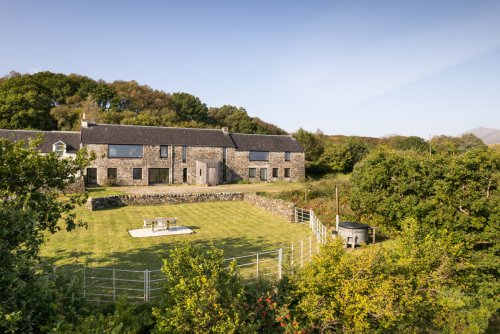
[41, 201, 312, 270]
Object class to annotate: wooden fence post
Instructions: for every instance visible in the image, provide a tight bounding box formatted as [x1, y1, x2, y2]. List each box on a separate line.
[300, 239, 304, 268]
[278, 248, 282, 279]
[83, 268, 86, 299]
[112, 269, 116, 301]
[256, 253, 259, 277]
[309, 235, 312, 260]
[290, 242, 294, 274]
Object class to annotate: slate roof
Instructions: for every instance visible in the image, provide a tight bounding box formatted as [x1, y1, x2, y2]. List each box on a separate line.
[230, 133, 303, 152]
[81, 123, 235, 148]
[0, 129, 80, 153]
[0, 123, 304, 153]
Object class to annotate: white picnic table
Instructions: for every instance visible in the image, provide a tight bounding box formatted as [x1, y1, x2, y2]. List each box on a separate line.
[143, 217, 177, 232]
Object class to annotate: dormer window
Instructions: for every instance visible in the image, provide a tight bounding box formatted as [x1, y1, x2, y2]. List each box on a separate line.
[53, 141, 66, 157]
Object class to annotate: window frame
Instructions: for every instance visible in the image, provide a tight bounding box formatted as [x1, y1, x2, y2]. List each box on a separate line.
[272, 168, 279, 178]
[182, 146, 187, 163]
[133, 168, 142, 180]
[249, 168, 256, 178]
[284, 168, 291, 178]
[107, 168, 117, 179]
[160, 145, 169, 158]
[108, 144, 143, 158]
[249, 151, 269, 161]
[260, 168, 268, 181]
[285, 151, 291, 161]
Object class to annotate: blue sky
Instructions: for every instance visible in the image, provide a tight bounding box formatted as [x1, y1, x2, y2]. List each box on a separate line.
[1, 0, 499, 137]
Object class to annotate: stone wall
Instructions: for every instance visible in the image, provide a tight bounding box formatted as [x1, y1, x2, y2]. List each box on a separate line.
[243, 193, 296, 222]
[87, 192, 244, 210]
[86, 193, 297, 223]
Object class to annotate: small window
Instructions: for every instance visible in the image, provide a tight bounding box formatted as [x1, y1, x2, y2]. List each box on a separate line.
[182, 146, 187, 163]
[222, 147, 227, 162]
[199, 169, 202, 176]
[285, 151, 291, 161]
[53, 142, 66, 157]
[160, 145, 168, 158]
[133, 168, 142, 180]
[107, 168, 117, 179]
[249, 151, 269, 161]
[272, 168, 279, 178]
[249, 168, 256, 178]
[183, 168, 188, 183]
[284, 168, 291, 178]
[260, 168, 268, 181]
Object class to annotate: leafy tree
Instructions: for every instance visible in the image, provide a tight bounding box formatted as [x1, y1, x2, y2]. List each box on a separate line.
[319, 136, 369, 173]
[431, 134, 487, 155]
[0, 74, 55, 129]
[170, 92, 209, 123]
[350, 147, 499, 241]
[0, 136, 92, 332]
[288, 221, 496, 333]
[384, 135, 429, 152]
[153, 242, 253, 333]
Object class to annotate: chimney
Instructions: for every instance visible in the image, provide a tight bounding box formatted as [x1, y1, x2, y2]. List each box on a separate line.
[222, 127, 229, 134]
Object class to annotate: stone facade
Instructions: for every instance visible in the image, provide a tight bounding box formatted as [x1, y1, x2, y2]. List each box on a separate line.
[227, 150, 305, 183]
[86, 192, 297, 223]
[85, 144, 305, 186]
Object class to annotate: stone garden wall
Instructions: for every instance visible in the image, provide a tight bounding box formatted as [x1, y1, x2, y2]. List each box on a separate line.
[86, 192, 244, 211]
[243, 194, 296, 222]
[86, 192, 296, 222]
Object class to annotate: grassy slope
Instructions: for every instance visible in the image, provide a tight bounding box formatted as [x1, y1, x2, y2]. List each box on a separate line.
[41, 201, 312, 270]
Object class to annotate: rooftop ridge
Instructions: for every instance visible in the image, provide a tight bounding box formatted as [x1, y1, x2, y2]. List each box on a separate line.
[91, 122, 224, 132]
[0, 129, 79, 134]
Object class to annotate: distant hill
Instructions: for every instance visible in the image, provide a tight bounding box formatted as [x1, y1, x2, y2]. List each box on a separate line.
[462, 127, 500, 145]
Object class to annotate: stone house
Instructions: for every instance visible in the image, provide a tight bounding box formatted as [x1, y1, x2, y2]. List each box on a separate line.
[81, 122, 305, 186]
[0, 123, 305, 186]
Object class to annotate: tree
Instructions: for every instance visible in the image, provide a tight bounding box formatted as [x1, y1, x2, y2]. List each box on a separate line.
[153, 242, 253, 333]
[287, 221, 496, 333]
[431, 134, 487, 155]
[0, 136, 92, 332]
[170, 92, 209, 123]
[319, 136, 369, 173]
[350, 146, 499, 241]
[384, 135, 429, 152]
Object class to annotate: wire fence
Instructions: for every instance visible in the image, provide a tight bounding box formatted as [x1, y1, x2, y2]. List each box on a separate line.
[70, 208, 331, 304]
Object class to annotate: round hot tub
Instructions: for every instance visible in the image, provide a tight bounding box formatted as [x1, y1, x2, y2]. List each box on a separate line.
[338, 222, 369, 246]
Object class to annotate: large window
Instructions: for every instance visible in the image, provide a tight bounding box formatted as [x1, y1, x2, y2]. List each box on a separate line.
[108, 145, 143, 158]
[160, 145, 168, 158]
[249, 151, 269, 161]
[148, 168, 169, 184]
[133, 168, 142, 180]
[272, 168, 279, 178]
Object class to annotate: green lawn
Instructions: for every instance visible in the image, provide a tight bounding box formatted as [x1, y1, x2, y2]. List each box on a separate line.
[41, 201, 312, 270]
